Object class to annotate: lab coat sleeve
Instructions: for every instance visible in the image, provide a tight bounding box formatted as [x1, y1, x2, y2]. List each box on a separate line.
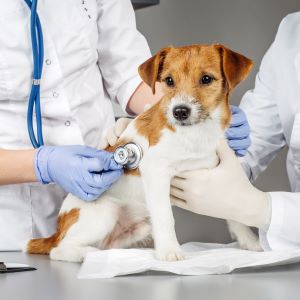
[239, 43, 286, 182]
[96, 0, 152, 113]
[259, 192, 300, 250]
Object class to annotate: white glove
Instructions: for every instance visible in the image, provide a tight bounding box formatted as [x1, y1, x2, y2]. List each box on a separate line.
[170, 140, 271, 230]
[99, 118, 132, 149]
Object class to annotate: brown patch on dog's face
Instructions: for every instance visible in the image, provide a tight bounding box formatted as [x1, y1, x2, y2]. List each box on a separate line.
[138, 44, 253, 130]
[135, 100, 175, 147]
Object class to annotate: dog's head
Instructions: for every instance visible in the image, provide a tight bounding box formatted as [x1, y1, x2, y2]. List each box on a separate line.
[138, 44, 253, 128]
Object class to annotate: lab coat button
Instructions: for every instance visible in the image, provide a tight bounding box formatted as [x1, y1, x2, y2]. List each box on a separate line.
[45, 59, 51, 65]
[53, 91, 59, 98]
[65, 120, 71, 126]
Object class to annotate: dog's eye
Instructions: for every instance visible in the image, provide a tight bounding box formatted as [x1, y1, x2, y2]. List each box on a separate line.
[165, 76, 175, 87]
[201, 75, 213, 85]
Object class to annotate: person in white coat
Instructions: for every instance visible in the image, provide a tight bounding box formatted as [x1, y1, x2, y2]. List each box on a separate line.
[171, 12, 300, 251]
[0, 0, 165, 251]
[0, 0, 260, 251]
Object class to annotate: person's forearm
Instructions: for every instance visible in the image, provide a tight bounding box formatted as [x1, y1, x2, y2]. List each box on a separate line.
[0, 149, 37, 185]
[126, 82, 164, 115]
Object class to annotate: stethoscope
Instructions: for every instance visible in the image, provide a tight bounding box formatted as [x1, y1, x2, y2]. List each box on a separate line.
[24, 0, 44, 148]
[113, 143, 143, 170]
[25, 0, 143, 169]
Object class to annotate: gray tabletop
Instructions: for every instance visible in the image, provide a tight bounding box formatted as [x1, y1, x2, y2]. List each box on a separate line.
[1, 251, 300, 300]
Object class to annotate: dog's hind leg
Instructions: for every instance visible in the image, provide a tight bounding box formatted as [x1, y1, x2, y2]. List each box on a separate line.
[101, 218, 152, 250]
[50, 197, 121, 262]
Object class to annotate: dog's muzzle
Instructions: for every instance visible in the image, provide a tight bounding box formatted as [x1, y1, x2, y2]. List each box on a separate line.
[167, 94, 203, 126]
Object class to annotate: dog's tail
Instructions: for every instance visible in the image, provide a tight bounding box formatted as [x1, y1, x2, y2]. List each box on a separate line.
[26, 208, 80, 255]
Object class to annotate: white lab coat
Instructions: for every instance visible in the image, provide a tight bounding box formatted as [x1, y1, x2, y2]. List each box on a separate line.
[240, 12, 300, 250]
[0, 0, 151, 250]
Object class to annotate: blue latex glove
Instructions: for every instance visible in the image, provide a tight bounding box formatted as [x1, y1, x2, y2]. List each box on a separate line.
[34, 145, 123, 201]
[226, 106, 251, 157]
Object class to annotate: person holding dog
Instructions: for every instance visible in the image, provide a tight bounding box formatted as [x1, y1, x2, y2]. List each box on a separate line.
[0, 0, 249, 251]
[107, 13, 300, 252]
[171, 13, 300, 251]
[0, 0, 165, 250]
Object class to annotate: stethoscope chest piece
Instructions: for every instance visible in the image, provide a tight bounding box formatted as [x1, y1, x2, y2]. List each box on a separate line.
[113, 142, 143, 170]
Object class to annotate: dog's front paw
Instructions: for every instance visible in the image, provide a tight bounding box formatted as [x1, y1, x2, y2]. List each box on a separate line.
[155, 245, 184, 261]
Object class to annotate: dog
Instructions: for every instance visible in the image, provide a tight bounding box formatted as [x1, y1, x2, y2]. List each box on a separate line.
[26, 44, 260, 262]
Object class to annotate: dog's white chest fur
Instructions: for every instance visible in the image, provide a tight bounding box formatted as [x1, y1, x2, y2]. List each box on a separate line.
[104, 117, 224, 210]
[147, 119, 223, 172]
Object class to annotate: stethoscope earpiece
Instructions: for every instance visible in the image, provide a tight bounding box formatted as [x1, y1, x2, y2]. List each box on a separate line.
[114, 143, 143, 170]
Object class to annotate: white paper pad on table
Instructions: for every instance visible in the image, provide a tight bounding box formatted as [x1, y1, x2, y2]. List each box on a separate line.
[77, 242, 300, 278]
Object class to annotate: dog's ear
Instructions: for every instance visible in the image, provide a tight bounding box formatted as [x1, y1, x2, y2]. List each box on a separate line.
[215, 44, 253, 90]
[138, 47, 172, 94]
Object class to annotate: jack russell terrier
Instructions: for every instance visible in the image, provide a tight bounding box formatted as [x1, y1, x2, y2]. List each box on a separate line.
[26, 44, 259, 262]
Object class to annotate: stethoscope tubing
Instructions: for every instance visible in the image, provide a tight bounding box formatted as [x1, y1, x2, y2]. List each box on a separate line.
[24, 0, 44, 148]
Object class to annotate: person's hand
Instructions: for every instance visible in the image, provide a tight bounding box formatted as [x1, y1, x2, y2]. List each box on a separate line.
[226, 105, 250, 157]
[34, 145, 123, 201]
[99, 118, 132, 149]
[170, 140, 271, 230]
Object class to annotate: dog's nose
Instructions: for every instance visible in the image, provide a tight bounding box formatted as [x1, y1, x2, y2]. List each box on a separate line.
[173, 105, 191, 121]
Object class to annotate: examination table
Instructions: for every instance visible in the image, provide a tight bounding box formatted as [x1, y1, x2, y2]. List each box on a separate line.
[1, 251, 300, 300]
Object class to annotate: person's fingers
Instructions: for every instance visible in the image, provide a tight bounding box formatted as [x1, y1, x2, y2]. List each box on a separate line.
[76, 190, 91, 201]
[83, 157, 103, 172]
[230, 105, 240, 114]
[69, 145, 102, 157]
[171, 177, 186, 190]
[97, 151, 123, 171]
[78, 179, 104, 196]
[226, 122, 250, 139]
[236, 149, 247, 157]
[84, 171, 101, 188]
[170, 195, 187, 209]
[106, 127, 118, 146]
[84, 193, 100, 202]
[84, 169, 117, 189]
[229, 108, 246, 127]
[69, 146, 116, 163]
[82, 173, 113, 197]
[228, 136, 251, 151]
[85, 151, 123, 172]
[71, 181, 97, 201]
[85, 184, 114, 201]
[114, 118, 132, 137]
[170, 186, 186, 200]
[90, 169, 123, 188]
